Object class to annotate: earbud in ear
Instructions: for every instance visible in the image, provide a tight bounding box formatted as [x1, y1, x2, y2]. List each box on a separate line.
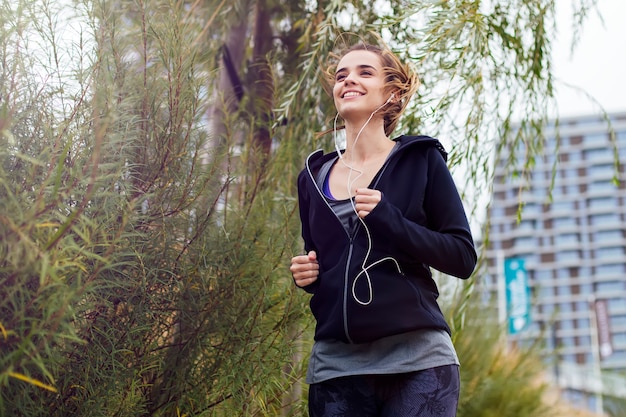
[384, 93, 395, 105]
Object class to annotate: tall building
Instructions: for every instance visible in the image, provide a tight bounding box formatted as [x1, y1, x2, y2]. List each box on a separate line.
[484, 112, 626, 412]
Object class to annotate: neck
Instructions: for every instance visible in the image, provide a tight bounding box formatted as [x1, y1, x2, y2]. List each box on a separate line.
[342, 119, 392, 162]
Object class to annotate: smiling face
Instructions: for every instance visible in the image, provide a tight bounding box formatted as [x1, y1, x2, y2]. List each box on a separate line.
[332, 50, 390, 123]
[323, 42, 419, 136]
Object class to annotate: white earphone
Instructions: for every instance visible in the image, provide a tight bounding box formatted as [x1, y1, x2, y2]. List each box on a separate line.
[330, 91, 403, 305]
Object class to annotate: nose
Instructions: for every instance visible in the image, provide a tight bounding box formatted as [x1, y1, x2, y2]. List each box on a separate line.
[343, 71, 357, 84]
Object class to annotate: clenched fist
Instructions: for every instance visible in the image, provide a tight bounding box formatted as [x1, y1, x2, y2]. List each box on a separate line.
[290, 250, 319, 287]
[354, 188, 381, 218]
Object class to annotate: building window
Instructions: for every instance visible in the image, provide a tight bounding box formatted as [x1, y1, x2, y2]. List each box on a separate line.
[542, 304, 555, 315]
[522, 203, 541, 215]
[608, 298, 624, 310]
[593, 229, 623, 242]
[584, 147, 611, 161]
[575, 301, 589, 312]
[516, 220, 536, 231]
[563, 168, 578, 178]
[588, 196, 616, 209]
[576, 335, 591, 349]
[550, 186, 564, 198]
[557, 286, 572, 296]
[553, 216, 577, 228]
[567, 184, 580, 194]
[533, 186, 548, 199]
[549, 200, 574, 213]
[595, 247, 625, 260]
[614, 332, 626, 345]
[515, 236, 537, 248]
[578, 270, 592, 283]
[568, 151, 582, 163]
[596, 281, 625, 293]
[590, 180, 617, 193]
[491, 206, 504, 218]
[595, 264, 625, 275]
[554, 233, 579, 246]
[587, 163, 615, 177]
[556, 250, 580, 262]
[618, 131, 626, 157]
[521, 253, 539, 265]
[559, 303, 573, 313]
[556, 268, 572, 279]
[583, 133, 609, 146]
[589, 213, 619, 225]
[534, 270, 552, 282]
[611, 315, 626, 328]
[576, 318, 590, 329]
[539, 286, 554, 297]
[603, 350, 626, 366]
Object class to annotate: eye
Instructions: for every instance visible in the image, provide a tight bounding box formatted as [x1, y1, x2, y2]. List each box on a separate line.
[335, 73, 346, 82]
[360, 70, 373, 76]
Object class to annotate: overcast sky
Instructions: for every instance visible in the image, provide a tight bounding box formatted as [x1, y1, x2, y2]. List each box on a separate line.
[552, 0, 626, 117]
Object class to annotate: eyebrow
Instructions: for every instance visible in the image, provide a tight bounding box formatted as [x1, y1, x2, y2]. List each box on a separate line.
[335, 64, 378, 75]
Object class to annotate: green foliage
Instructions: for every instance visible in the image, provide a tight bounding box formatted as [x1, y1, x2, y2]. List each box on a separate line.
[605, 391, 626, 417]
[1, 0, 309, 415]
[449, 286, 552, 417]
[0, 0, 609, 415]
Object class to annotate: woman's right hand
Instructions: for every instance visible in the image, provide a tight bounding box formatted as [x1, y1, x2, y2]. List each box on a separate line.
[290, 251, 319, 288]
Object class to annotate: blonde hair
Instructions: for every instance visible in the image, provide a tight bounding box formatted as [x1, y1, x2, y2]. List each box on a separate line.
[320, 40, 419, 137]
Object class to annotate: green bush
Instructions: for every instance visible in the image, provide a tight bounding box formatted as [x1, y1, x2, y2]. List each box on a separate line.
[0, 1, 309, 415]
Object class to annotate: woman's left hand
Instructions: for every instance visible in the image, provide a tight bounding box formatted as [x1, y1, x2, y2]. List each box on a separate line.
[354, 188, 381, 218]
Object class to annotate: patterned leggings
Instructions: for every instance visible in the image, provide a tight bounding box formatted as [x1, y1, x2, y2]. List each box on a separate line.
[308, 365, 460, 417]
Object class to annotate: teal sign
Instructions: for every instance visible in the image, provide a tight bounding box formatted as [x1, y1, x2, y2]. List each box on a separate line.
[504, 258, 531, 335]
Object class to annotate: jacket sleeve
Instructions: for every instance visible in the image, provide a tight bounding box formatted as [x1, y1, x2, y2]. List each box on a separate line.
[364, 147, 477, 279]
[295, 170, 319, 293]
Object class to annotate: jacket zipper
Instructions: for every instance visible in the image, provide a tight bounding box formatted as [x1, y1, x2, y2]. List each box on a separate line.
[343, 238, 355, 343]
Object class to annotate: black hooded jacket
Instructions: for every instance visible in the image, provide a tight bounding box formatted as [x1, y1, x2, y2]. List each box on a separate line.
[296, 135, 477, 344]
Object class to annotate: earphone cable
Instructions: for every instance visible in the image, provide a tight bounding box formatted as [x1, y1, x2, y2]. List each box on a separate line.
[333, 103, 403, 306]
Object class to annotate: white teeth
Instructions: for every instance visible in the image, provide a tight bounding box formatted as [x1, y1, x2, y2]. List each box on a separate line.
[343, 91, 362, 98]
